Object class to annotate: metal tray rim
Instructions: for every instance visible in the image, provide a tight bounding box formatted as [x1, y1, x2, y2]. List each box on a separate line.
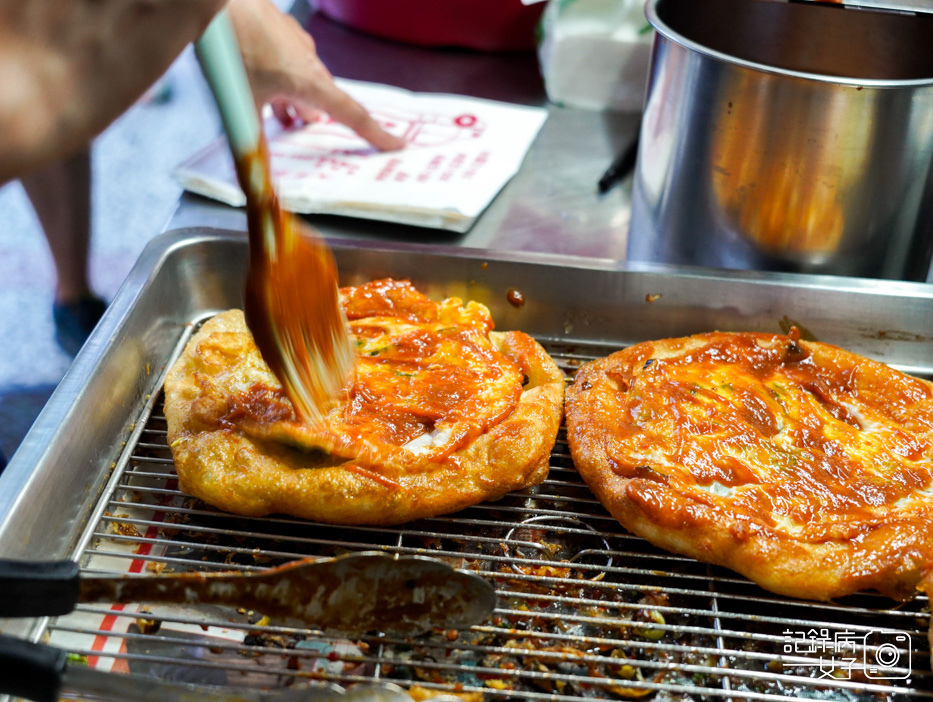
[2, 227, 932, 642]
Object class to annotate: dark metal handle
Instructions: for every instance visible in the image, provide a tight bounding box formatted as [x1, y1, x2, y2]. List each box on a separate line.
[597, 130, 640, 195]
[0, 558, 80, 618]
[0, 633, 66, 702]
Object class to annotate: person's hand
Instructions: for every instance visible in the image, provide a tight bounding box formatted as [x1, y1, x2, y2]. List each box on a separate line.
[227, 0, 405, 152]
[0, 0, 226, 184]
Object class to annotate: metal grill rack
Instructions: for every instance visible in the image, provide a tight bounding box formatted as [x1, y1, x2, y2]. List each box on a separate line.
[46, 326, 933, 701]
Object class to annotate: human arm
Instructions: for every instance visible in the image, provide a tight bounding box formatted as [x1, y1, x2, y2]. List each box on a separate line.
[0, 0, 227, 184]
[0, 0, 401, 186]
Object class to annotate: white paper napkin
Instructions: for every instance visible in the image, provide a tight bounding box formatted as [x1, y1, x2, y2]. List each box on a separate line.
[174, 79, 548, 233]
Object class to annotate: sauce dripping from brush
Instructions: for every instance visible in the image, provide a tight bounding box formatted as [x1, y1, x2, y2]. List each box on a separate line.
[236, 135, 352, 424]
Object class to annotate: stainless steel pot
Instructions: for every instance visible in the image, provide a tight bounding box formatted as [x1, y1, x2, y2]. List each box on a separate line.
[629, 0, 933, 280]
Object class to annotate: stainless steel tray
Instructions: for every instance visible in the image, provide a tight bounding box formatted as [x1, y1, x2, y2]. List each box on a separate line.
[1, 228, 931, 699]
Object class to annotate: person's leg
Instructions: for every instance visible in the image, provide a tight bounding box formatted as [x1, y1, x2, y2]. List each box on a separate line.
[21, 148, 93, 303]
[20, 149, 106, 355]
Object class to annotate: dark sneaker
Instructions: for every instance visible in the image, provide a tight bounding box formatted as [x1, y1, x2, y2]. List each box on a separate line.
[53, 295, 107, 356]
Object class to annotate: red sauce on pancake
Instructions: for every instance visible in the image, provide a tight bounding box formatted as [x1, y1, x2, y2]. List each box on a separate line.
[600, 333, 933, 535]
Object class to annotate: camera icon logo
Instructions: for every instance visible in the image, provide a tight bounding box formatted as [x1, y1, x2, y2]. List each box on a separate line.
[864, 631, 911, 680]
[784, 628, 912, 680]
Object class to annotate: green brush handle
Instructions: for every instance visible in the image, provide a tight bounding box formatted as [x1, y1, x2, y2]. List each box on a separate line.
[194, 9, 261, 159]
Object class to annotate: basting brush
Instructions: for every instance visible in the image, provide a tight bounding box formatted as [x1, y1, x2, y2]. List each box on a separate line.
[195, 10, 353, 423]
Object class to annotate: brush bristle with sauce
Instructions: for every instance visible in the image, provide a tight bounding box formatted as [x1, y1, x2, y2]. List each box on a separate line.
[239, 137, 354, 424]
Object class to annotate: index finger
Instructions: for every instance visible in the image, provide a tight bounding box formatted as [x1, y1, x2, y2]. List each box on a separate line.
[311, 82, 406, 152]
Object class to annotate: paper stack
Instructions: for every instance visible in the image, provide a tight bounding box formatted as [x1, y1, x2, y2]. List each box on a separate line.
[174, 79, 548, 232]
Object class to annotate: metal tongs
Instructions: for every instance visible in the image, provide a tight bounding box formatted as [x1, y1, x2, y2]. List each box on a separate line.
[0, 552, 496, 702]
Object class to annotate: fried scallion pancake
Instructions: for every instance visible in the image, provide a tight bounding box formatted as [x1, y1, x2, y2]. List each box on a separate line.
[164, 279, 564, 525]
[565, 330, 933, 601]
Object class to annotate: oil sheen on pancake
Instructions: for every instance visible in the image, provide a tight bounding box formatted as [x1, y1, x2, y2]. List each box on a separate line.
[164, 279, 564, 526]
[565, 330, 933, 601]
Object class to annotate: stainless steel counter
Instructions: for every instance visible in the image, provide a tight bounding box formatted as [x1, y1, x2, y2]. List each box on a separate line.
[166, 7, 933, 283]
[166, 8, 641, 261]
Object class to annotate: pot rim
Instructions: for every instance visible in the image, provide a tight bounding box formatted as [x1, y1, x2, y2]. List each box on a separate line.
[645, 0, 933, 89]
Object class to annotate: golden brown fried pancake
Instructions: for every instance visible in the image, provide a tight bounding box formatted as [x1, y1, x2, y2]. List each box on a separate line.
[565, 330, 933, 601]
[164, 279, 564, 525]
